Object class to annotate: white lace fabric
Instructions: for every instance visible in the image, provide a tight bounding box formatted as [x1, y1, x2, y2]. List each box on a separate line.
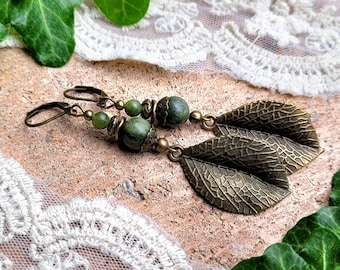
[1, 0, 340, 96]
[74, 0, 340, 96]
[0, 154, 208, 270]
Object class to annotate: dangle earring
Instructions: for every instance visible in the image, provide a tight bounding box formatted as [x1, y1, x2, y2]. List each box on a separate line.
[25, 86, 323, 215]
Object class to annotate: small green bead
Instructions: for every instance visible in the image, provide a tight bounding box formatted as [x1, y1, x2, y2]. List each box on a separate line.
[92, 112, 110, 129]
[156, 96, 190, 127]
[169, 96, 189, 125]
[121, 117, 151, 151]
[125, 99, 142, 117]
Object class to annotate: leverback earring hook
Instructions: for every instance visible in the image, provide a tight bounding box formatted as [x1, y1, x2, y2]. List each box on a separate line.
[64, 86, 115, 109]
[25, 102, 85, 127]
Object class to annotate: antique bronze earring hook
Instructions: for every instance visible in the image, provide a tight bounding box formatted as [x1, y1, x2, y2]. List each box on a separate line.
[64, 86, 116, 109]
[25, 102, 86, 127]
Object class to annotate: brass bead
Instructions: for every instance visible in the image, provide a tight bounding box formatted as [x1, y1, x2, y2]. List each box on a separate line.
[115, 100, 125, 110]
[189, 110, 203, 123]
[156, 138, 169, 153]
[107, 115, 126, 141]
[83, 110, 93, 121]
[141, 99, 154, 120]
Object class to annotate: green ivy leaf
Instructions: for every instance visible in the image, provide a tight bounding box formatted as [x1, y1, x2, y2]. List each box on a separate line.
[94, 0, 150, 26]
[283, 207, 340, 252]
[0, 0, 10, 24]
[330, 170, 340, 206]
[0, 0, 10, 42]
[2, 0, 149, 66]
[232, 243, 308, 270]
[300, 228, 340, 270]
[231, 257, 267, 270]
[0, 24, 9, 42]
[9, 0, 82, 67]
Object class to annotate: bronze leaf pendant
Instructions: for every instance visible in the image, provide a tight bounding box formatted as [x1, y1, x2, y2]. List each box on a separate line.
[177, 101, 323, 215]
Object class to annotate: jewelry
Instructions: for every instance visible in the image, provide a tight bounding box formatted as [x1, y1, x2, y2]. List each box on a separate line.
[25, 86, 323, 214]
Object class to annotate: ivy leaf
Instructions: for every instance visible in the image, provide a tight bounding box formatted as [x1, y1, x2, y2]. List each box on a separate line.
[283, 207, 340, 252]
[330, 170, 340, 206]
[300, 228, 340, 270]
[0, 0, 10, 42]
[9, 0, 82, 67]
[0, 24, 9, 42]
[232, 243, 308, 270]
[94, 0, 150, 26]
[0, 0, 10, 24]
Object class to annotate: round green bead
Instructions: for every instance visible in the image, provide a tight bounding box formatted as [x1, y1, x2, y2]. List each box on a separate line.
[125, 99, 142, 117]
[168, 96, 189, 125]
[156, 96, 190, 127]
[121, 117, 151, 151]
[92, 111, 110, 129]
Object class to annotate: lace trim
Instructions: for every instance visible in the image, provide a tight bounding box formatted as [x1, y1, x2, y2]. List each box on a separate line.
[74, 2, 212, 67]
[0, 154, 192, 269]
[0, 253, 12, 269]
[1, 0, 339, 96]
[213, 22, 340, 96]
[31, 198, 190, 269]
[74, 0, 340, 96]
[0, 155, 42, 242]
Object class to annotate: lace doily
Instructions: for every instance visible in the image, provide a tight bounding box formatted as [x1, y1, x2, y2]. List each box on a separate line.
[0, 153, 224, 270]
[1, 0, 339, 96]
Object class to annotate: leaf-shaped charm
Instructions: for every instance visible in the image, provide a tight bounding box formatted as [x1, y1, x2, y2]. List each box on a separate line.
[215, 101, 320, 148]
[172, 101, 322, 214]
[214, 125, 323, 175]
[179, 135, 290, 214]
[180, 157, 289, 215]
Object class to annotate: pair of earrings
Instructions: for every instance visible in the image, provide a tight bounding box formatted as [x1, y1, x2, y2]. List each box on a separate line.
[25, 86, 323, 214]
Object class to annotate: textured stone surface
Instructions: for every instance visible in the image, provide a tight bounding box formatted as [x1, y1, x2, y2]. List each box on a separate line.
[0, 48, 339, 268]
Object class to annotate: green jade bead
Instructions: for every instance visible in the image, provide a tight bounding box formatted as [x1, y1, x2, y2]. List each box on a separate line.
[157, 96, 190, 127]
[169, 97, 190, 125]
[92, 111, 110, 129]
[121, 117, 151, 151]
[125, 99, 142, 117]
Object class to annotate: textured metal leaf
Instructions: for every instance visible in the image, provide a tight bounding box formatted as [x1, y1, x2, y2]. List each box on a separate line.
[182, 134, 289, 189]
[179, 135, 290, 214]
[176, 101, 322, 214]
[180, 155, 289, 215]
[214, 125, 323, 175]
[215, 101, 320, 148]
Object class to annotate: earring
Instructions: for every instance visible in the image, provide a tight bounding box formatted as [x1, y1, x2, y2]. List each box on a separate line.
[25, 86, 323, 215]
